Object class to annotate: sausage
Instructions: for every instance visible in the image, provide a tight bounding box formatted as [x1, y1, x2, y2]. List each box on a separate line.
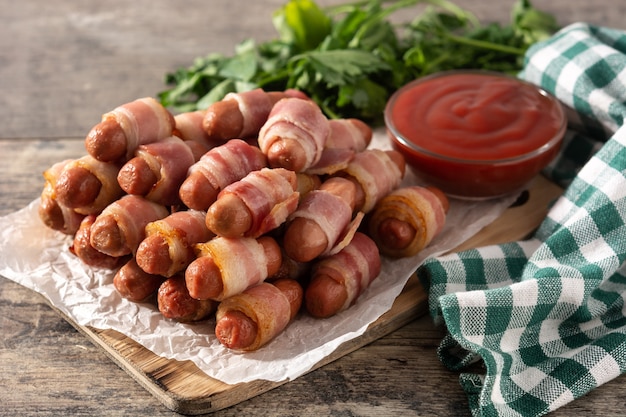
[135, 210, 214, 277]
[114, 258, 166, 302]
[304, 275, 347, 319]
[335, 149, 406, 214]
[258, 97, 330, 172]
[202, 89, 308, 142]
[54, 155, 124, 215]
[69, 215, 126, 269]
[38, 159, 85, 235]
[39, 195, 84, 236]
[185, 236, 282, 301]
[178, 139, 267, 211]
[214, 278, 303, 351]
[85, 97, 175, 163]
[282, 176, 359, 263]
[305, 232, 381, 318]
[116, 136, 197, 206]
[206, 193, 251, 237]
[84, 118, 127, 163]
[57, 167, 102, 207]
[202, 99, 243, 142]
[89, 195, 169, 257]
[205, 167, 299, 238]
[367, 185, 448, 258]
[117, 155, 157, 196]
[157, 275, 217, 322]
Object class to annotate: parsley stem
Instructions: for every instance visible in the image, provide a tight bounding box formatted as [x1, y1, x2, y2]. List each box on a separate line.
[444, 33, 527, 56]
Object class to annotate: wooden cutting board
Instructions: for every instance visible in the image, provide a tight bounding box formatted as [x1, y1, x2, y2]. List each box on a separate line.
[48, 175, 563, 415]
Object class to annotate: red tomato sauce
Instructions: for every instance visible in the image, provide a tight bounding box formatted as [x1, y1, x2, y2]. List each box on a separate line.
[386, 72, 566, 198]
[389, 72, 563, 160]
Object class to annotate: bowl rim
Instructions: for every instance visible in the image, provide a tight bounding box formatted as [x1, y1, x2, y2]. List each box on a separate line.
[384, 69, 568, 166]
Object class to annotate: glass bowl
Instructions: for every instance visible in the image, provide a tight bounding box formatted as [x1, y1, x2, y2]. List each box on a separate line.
[385, 70, 567, 200]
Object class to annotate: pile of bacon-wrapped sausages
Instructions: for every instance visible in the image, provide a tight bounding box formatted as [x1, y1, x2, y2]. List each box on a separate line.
[38, 88, 449, 352]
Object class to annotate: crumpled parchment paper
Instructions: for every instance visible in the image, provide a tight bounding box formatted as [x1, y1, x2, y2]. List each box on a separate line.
[0, 130, 518, 384]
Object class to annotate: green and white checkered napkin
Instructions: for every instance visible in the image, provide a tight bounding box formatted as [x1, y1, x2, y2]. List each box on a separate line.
[417, 23, 626, 417]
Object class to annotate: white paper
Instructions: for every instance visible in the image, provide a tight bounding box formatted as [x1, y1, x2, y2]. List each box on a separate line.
[0, 130, 518, 384]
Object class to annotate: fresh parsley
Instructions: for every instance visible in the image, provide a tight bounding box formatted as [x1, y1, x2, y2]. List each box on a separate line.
[158, 0, 559, 124]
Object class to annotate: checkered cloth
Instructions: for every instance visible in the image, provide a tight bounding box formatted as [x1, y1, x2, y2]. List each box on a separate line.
[417, 23, 626, 417]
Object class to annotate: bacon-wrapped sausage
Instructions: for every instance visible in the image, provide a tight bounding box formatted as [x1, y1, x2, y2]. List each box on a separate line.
[257, 97, 330, 172]
[173, 110, 219, 150]
[54, 155, 124, 215]
[202, 88, 308, 142]
[367, 186, 448, 258]
[89, 195, 169, 258]
[179, 139, 267, 211]
[295, 173, 322, 201]
[69, 215, 126, 269]
[326, 119, 372, 151]
[215, 278, 303, 351]
[135, 210, 214, 277]
[307, 118, 373, 175]
[269, 249, 312, 282]
[38, 159, 85, 235]
[114, 258, 166, 302]
[117, 136, 198, 206]
[205, 167, 299, 238]
[335, 149, 405, 214]
[85, 97, 175, 163]
[185, 236, 282, 301]
[157, 275, 218, 322]
[305, 232, 381, 318]
[283, 177, 363, 263]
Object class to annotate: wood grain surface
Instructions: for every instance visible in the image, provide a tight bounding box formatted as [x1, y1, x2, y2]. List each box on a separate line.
[2, 1, 626, 416]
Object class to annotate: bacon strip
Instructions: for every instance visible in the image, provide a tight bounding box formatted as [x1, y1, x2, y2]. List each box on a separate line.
[218, 167, 300, 238]
[215, 281, 292, 351]
[326, 119, 372, 151]
[367, 186, 447, 258]
[307, 118, 373, 175]
[102, 97, 175, 160]
[192, 237, 272, 301]
[56, 155, 124, 215]
[90, 195, 169, 257]
[189, 139, 267, 190]
[181, 139, 268, 209]
[39, 159, 85, 235]
[225, 89, 275, 138]
[137, 210, 214, 277]
[173, 110, 219, 150]
[130, 136, 197, 206]
[339, 149, 404, 213]
[309, 232, 382, 314]
[258, 97, 330, 172]
[288, 189, 358, 256]
[202, 89, 308, 142]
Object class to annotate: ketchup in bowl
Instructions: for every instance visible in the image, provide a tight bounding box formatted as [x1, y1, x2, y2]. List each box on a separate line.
[385, 71, 567, 199]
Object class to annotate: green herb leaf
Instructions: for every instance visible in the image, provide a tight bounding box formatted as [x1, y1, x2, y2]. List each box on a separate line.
[273, 0, 332, 52]
[512, 0, 560, 44]
[290, 49, 390, 86]
[158, 0, 560, 124]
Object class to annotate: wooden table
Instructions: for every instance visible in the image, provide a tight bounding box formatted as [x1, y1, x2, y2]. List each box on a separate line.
[2, 1, 625, 416]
